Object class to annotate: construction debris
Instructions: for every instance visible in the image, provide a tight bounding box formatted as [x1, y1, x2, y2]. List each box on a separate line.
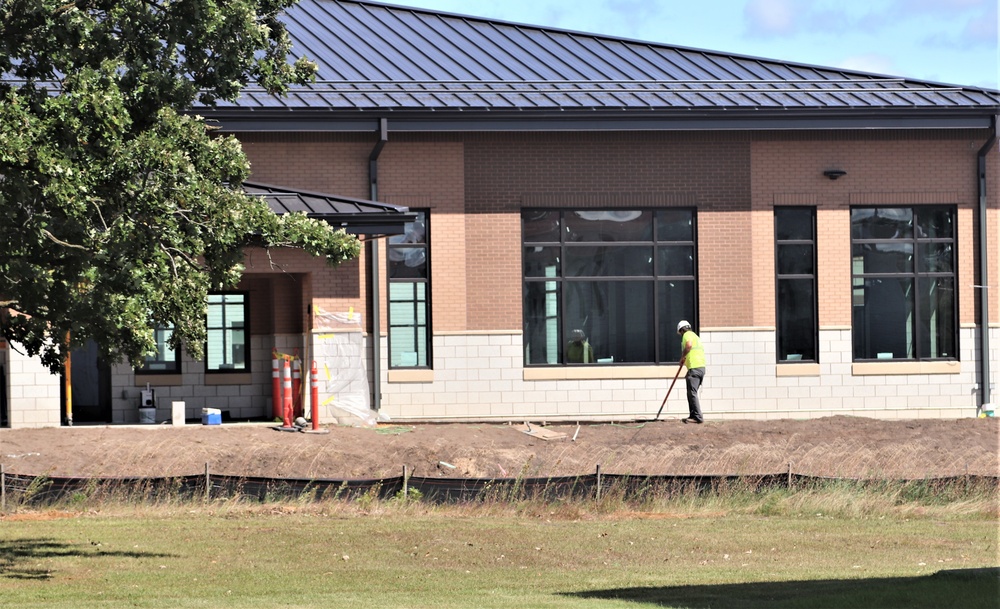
[517, 422, 568, 441]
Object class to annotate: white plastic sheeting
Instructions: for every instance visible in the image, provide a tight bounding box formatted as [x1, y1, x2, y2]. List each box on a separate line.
[311, 309, 386, 428]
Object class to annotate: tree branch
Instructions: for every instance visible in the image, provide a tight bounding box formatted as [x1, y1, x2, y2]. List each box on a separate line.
[41, 229, 87, 251]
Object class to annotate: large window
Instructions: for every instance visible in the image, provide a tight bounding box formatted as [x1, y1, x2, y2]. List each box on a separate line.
[523, 209, 697, 365]
[206, 293, 248, 372]
[775, 207, 817, 362]
[387, 211, 430, 368]
[851, 206, 956, 361]
[138, 324, 180, 373]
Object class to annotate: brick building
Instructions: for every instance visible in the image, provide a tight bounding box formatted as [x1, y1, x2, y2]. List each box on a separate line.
[2, 0, 998, 427]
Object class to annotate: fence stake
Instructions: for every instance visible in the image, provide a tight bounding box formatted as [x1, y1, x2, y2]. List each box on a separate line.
[596, 464, 602, 502]
[403, 465, 409, 499]
[1, 463, 5, 512]
[787, 462, 792, 490]
[205, 463, 210, 502]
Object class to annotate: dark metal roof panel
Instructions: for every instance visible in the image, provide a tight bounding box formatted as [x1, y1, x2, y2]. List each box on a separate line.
[244, 182, 417, 236]
[210, 0, 999, 115]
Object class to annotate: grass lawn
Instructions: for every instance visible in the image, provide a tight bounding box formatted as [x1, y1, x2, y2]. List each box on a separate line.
[2, 500, 997, 609]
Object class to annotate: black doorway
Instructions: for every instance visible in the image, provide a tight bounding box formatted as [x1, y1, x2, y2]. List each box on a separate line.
[63, 340, 112, 425]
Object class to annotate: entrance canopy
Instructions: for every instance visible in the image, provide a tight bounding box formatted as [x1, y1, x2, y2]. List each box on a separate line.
[245, 181, 417, 238]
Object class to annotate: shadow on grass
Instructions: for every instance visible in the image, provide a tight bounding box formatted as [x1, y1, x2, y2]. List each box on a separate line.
[0, 538, 174, 581]
[566, 569, 1000, 609]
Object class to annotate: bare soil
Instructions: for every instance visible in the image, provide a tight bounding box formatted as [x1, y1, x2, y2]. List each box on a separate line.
[1, 416, 997, 481]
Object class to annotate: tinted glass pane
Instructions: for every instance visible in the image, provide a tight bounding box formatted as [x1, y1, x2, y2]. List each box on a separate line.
[389, 301, 416, 324]
[917, 277, 955, 358]
[388, 246, 427, 279]
[851, 208, 912, 240]
[524, 246, 560, 277]
[851, 243, 914, 273]
[523, 281, 560, 365]
[657, 280, 696, 362]
[388, 281, 429, 368]
[564, 246, 653, 277]
[851, 277, 914, 360]
[776, 208, 814, 240]
[777, 243, 814, 275]
[206, 294, 247, 371]
[916, 207, 953, 239]
[565, 210, 652, 242]
[388, 282, 415, 301]
[656, 209, 694, 242]
[523, 210, 561, 243]
[229, 329, 246, 368]
[388, 212, 427, 245]
[564, 280, 654, 363]
[657, 245, 695, 276]
[917, 243, 954, 273]
[206, 329, 223, 369]
[415, 327, 428, 366]
[141, 325, 178, 371]
[390, 329, 416, 367]
[777, 278, 816, 361]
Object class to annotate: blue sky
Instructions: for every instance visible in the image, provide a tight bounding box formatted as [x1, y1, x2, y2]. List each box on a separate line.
[389, 0, 998, 90]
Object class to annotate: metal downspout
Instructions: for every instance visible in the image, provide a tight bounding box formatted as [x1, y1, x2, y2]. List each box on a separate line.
[368, 118, 388, 412]
[976, 116, 997, 412]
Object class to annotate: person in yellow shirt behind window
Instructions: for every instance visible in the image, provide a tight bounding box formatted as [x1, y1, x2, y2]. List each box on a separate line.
[677, 320, 705, 424]
[566, 329, 594, 364]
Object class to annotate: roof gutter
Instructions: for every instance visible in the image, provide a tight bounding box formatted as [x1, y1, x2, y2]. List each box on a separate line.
[208, 113, 994, 134]
[368, 118, 388, 413]
[976, 115, 997, 413]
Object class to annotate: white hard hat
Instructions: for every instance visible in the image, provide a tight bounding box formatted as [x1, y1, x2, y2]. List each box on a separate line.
[676, 320, 691, 333]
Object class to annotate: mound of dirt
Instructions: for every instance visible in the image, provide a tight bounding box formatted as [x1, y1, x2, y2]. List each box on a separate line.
[1, 416, 996, 481]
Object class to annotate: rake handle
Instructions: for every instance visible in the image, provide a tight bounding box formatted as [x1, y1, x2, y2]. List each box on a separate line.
[653, 363, 684, 421]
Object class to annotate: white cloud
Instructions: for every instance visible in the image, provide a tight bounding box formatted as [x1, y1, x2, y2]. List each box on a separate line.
[835, 54, 896, 75]
[889, 0, 987, 15]
[744, 0, 805, 36]
[961, 5, 998, 45]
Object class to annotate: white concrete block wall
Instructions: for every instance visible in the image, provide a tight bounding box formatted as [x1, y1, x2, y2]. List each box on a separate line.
[4, 342, 62, 428]
[379, 328, 987, 422]
[109, 334, 300, 423]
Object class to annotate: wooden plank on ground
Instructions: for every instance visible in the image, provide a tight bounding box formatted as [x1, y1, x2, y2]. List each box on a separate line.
[516, 422, 567, 441]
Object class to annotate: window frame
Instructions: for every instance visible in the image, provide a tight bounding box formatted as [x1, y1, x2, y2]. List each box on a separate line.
[850, 205, 958, 362]
[386, 210, 432, 369]
[204, 291, 250, 374]
[136, 324, 181, 374]
[521, 208, 698, 367]
[774, 206, 818, 364]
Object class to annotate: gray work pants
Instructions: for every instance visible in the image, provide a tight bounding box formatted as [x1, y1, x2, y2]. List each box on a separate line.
[686, 367, 705, 422]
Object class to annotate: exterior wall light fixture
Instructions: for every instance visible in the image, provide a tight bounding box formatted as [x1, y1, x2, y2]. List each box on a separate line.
[823, 169, 847, 180]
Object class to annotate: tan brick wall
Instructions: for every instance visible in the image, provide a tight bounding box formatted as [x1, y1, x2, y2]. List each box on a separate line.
[237, 129, 997, 337]
[751, 131, 992, 328]
[380, 141, 466, 332]
[462, 132, 754, 329]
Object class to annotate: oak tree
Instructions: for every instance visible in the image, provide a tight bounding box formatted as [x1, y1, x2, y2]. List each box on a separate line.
[0, 0, 359, 372]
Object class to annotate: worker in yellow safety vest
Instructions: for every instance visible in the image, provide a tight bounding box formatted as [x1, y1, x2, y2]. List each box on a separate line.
[677, 320, 705, 424]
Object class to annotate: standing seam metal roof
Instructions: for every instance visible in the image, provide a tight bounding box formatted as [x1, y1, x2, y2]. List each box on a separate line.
[244, 182, 416, 236]
[219, 0, 1000, 113]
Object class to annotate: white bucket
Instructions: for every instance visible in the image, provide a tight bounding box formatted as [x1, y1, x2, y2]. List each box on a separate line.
[139, 407, 156, 424]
